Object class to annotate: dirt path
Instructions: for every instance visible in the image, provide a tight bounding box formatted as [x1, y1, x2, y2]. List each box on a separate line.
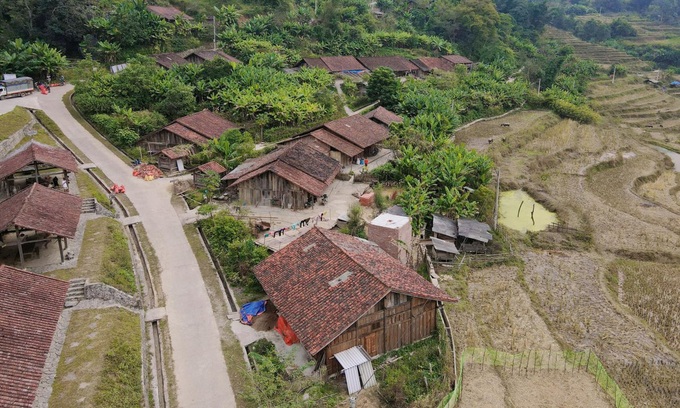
[1, 87, 236, 407]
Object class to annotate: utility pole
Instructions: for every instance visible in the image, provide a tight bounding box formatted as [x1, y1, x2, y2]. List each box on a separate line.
[537, 78, 541, 93]
[612, 65, 616, 84]
[494, 169, 501, 230]
[213, 16, 217, 50]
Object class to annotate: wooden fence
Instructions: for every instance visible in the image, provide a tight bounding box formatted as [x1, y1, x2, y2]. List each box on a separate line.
[438, 348, 632, 408]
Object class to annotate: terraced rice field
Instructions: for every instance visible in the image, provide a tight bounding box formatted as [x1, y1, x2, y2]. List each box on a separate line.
[544, 26, 641, 66]
[589, 77, 680, 149]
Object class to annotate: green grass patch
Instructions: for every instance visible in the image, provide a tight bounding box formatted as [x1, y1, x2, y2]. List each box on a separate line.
[375, 332, 453, 407]
[0, 106, 31, 141]
[76, 171, 114, 212]
[49, 308, 142, 408]
[46, 218, 136, 294]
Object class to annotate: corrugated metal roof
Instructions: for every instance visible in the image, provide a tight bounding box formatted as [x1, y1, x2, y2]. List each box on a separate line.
[335, 345, 370, 369]
[432, 214, 457, 238]
[458, 218, 492, 243]
[431, 237, 459, 254]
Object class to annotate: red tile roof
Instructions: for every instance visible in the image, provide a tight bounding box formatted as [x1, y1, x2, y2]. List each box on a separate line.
[441, 55, 473, 65]
[146, 5, 193, 21]
[0, 142, 78, 181]
[310, 129, 364, 157]
[0, 184, 82, 238]
[323, 115, 390, 148]
[227, 143, 341, 196]
[164, 123, 210, 145]
[0, 265, 68, 408]
[300, 58, 329, 70]
[253, 228, 455, 355]
[152, 53, 188, 69]
[187, 50, 241, 64]
[411, 57, 455, 72]
[175, 110, 239, 140]
[357, 56, 419, 72]
[364, 107, 403, 127]
[197, 161, 227, 174]
[161, 145, 193, 160]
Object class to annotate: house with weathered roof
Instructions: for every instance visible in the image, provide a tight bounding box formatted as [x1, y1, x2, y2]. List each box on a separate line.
[140, 110, 239, 153]
[146, 5, 193, 22]
[441, 54, 474, 69]
[224, 141, 341, 210]
[364, 106, 403, 128]
[357, 56, 419, 76]
[0, 141, 78, 197]
[253, 227, 456, 374]
[297, 56, 368, 74]
[194, 161, 227, 189]
[289, 114, 391, 166]
[410, 57, 455, 76]
[152, 52, 188, 70]
[0, 184, 81, 263]
[0, 264, 69, 407]
[158, 144, 194, 173]
[184, 50, 241, 65]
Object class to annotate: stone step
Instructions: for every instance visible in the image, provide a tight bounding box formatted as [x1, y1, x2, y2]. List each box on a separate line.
[64, 279, 87, 308]
[81, 198, 97, 213]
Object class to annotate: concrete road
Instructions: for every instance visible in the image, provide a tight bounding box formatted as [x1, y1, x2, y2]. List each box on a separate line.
[0, 87, 236, 407]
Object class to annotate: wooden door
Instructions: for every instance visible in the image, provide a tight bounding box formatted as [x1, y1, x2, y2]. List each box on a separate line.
[363, 332, 378, 356]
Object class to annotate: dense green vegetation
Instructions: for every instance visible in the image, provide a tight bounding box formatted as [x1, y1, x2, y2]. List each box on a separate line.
[198, 211, 268, 293]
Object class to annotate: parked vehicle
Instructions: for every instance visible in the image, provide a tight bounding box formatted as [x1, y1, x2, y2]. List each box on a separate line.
[0, 77, 34, 100]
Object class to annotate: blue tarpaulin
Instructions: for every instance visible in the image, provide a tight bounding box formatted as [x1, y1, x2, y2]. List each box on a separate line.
[671, 81, 680, 87]
[239, 300, 267, 325]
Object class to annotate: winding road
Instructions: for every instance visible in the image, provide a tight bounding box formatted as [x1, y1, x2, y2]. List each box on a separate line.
[0, 87, 235, 407]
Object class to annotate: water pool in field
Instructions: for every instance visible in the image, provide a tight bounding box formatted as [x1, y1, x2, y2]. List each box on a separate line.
[652, 146, 680, 172]
[499, 190, 558, 233]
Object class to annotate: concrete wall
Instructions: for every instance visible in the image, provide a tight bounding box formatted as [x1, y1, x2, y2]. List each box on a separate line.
[366, 218, 412, 265]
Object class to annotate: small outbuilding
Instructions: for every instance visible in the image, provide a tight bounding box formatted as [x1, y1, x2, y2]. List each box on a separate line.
[140, 110, 239, 153]
[457, 217, 493, 252]
[410, 57, 455, 76]
[431, 214, 458, 241]
[441, 54, 474, 69]
[366, 212, 412, 265]
[430, 236, 459, 262]
[194, 161, 227, 189]
[158, 145, 194, 173]
[184, 50, 241, 65]
[253, 227, 456, 375]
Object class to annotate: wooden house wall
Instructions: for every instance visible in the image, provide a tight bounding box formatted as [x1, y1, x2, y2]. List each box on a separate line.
[321, 294, 437, 375]
[236, 171, 312, 210]
[185, 55, 205, 64]
[142, 129, 203, 153]
[158, 156, 178, 172]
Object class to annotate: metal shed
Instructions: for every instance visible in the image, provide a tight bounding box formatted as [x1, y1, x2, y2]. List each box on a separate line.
[432, 214, 458, 240]
[431, 237, 459, 262]
[457, 218, 492, 243]
[334, 346, 377, 394]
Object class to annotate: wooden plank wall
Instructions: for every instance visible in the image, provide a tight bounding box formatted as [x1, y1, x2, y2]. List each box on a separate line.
[142, 130, 199, 153]
[237, 172, 310, 210]
[323, 295, 437, 374]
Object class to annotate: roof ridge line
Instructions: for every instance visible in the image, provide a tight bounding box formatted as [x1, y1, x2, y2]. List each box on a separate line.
[0, 264, 70, 285]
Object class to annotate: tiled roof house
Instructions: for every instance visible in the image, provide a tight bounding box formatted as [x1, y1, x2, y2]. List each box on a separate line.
[298, 57, 368, 74]
[291, 115, 391, 166]
[364, 106, 403, 128]
[184, 50, 241, 65]
[0, 265, 69, 407]
[0, 142, 78, 196]
[225, 141, 341, 209]
[146, 5, 193, 21]
[253, 227, 455, 374]
[357, 56, 419, 76]
[140, 110, 239, 153]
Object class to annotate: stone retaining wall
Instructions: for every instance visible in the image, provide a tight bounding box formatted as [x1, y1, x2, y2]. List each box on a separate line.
[0, 117, 36, 156]
[84, 282, 140, 308]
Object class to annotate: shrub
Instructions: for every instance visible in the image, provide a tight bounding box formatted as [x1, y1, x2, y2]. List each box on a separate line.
[111, 128, 139, 148]
[549, 98, 601, 124]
